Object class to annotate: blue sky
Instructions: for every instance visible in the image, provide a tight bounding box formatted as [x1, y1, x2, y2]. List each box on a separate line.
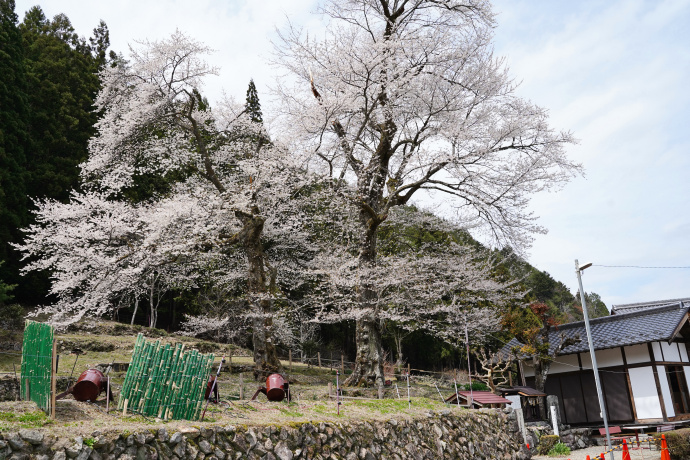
[14, 0, 690, 309]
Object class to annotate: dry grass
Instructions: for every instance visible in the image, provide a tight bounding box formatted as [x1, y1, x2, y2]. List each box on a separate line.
[2, 321, 473, 438]
[0, 395, 462, 439]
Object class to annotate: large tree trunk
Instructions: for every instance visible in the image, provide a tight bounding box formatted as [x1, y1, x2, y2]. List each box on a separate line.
[346, 319, 385, 387]
[344, 216, 385, 389]
[236, 208, 283, 379]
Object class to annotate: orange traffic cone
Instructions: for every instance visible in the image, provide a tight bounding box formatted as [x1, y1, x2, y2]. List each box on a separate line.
[585, 456, 590, 460]
[661, 434, 671, 460]
[622, 439, 631, 460]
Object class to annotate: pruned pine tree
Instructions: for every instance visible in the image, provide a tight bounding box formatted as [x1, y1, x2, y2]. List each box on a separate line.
[18, 32, 314, 376]
[275, 0, 581, 387]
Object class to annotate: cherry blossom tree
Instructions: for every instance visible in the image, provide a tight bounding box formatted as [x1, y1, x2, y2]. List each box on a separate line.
[303, 206, 523, 386]
[18, 32, 314, 375]
[275, 0, 581, 386]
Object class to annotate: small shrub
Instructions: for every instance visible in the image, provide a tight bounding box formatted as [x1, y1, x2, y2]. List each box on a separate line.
[462, 381, 489, 391]
[83, 438, 95, 448]
[653, 428, 690, 459]
[547, 442, 571, 457]
[538, 435, 560, 455]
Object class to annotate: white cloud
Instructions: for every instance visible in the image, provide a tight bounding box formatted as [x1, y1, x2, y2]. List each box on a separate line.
[492, 0, 690, 306]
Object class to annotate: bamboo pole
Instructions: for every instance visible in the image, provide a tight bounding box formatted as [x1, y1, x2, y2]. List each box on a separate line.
[159, 343, 182, 419]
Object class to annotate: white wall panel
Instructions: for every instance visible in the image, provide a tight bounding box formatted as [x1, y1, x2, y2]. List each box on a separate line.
[661, 342, 681, 362]
[657, 365, 675, 418]
[506, 395, 521, 409]
[624, 344, 650, 364]
[652, 342, 663, 361]
[680, 344, 689, 363]
[628, 367, 663, 419]
[549, 354, 580, 374]
[581, 348, 624, 369]
[523, 362, 535, 378]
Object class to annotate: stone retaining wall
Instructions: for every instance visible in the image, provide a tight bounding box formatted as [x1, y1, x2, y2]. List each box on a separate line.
[523, 422, 593, 453]
[0, 409, 530, 460]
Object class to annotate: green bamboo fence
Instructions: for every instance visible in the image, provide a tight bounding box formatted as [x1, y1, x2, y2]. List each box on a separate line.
[118, 334, 214, 420]
[20, 320, 55, 415]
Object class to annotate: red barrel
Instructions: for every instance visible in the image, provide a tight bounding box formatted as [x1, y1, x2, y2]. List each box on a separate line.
[265, 374, 287, 401]
[72, 369, 105, 402]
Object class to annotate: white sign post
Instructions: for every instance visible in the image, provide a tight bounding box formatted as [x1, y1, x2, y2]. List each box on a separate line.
[550, 405, 559, 436]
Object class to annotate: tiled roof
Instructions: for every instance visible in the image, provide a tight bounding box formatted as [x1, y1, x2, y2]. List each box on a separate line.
[445, 391, 511, 405]
[611, 297, 690, 315]
[499, 386, 547, 397]
[501, 304, 690, 357]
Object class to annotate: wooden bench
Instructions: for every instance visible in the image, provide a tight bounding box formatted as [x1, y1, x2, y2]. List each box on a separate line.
[598, 426, 635, 444]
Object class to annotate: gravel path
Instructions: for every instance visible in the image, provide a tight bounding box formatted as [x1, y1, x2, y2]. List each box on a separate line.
[533, 444, 662, 460]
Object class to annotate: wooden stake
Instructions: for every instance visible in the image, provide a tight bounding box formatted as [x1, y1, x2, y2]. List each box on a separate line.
[239, 373, 244, 400]
[328, 382, 333, 396]
[341, 354, 344, 375]
[106, 376, 111, 413]
[289, 350, 293, 373]
[228, 353, 232, 375]
[407, 363, 411, 376]
[318, 352, 321, 368]
[50, 339, 57, 419]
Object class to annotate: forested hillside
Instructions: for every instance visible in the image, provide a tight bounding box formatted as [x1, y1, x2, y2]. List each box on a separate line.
[0, 0, 597, 379]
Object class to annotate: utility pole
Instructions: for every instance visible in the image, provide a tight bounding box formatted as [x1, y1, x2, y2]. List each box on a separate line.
[575, 260, 613, 460]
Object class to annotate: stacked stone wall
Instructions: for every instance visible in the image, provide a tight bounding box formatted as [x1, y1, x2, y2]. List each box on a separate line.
[0, 409, 530, 460]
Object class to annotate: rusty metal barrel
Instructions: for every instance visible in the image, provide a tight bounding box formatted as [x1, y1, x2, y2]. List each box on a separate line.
[265, 373, 287, 401]
[72, 369, 105, 402]
[205, 375, 218, 400]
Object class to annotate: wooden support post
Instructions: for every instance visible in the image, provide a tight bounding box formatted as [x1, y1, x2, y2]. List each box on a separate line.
[106, 376, 111, 413]
[228, 353, 232, 375]
[50, 339, 57, 419]
[318, 352, 321, 368]
[341, 354, 344, 375]
[407, 363, 411, 376]
[239, 373, 244, 400]
[289, 350, 293, 373]
[24, 378, 30, 402]
[518, 360, 527, 386]
[328, 382, 333, 396]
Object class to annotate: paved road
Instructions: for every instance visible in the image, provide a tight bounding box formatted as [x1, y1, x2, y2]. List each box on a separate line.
[533, 445, 661, 460]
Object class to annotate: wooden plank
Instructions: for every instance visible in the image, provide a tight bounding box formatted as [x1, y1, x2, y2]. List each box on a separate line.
[50, 338, 56, 419]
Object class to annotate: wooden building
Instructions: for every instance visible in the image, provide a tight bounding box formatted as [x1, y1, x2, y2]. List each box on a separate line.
[500, 386, 547, 422]
[505, 298, 690, 426]
[445, 390, 512, 409]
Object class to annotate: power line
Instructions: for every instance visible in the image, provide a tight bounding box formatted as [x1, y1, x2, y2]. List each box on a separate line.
[593, 264, 690, 269]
